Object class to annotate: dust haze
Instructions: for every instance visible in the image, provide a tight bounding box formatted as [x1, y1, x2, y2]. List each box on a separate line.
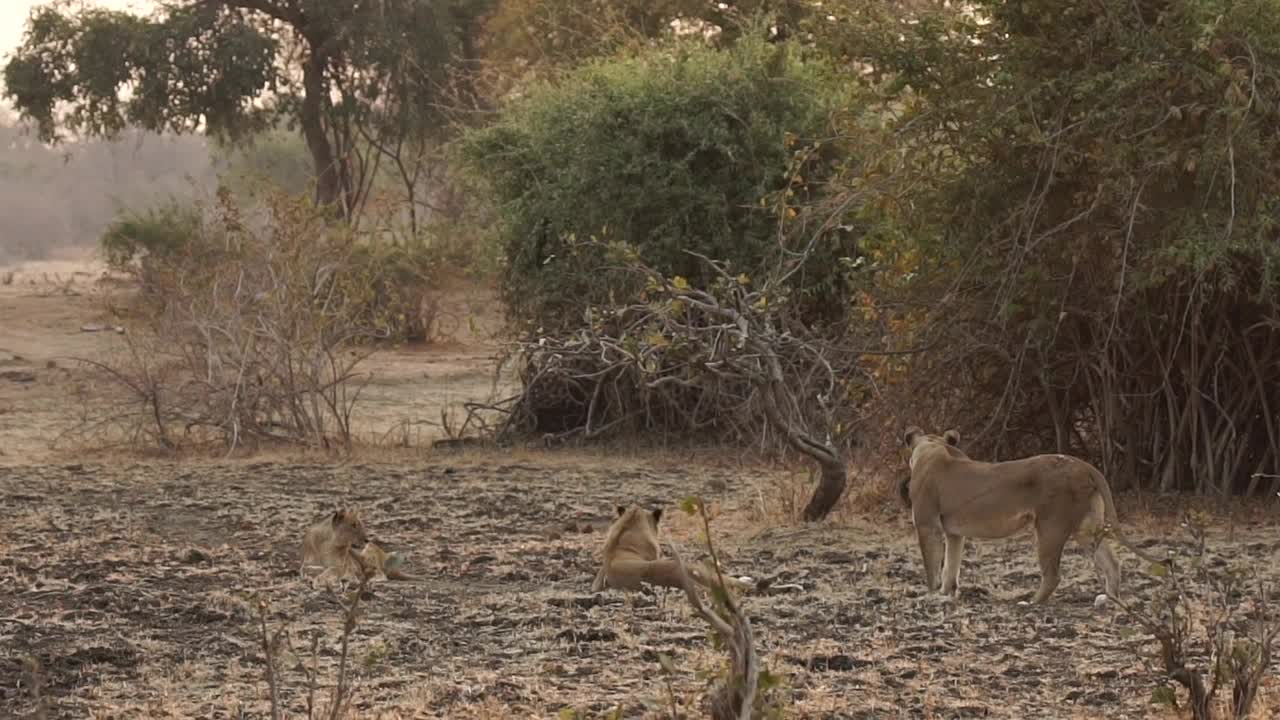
[0, 123, 215, 263]
[1, 0, 173, 264]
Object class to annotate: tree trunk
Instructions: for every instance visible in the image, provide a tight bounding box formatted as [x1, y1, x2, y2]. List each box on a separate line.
[300, 51, 342, 213]
[799, 446, 849, 522]
[756, 381, 848, 521]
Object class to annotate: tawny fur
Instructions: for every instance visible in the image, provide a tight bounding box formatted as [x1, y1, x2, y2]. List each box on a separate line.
[300, 509, 369, 580]
[903, 426, 1166, 604]
[590, 505, 749, 594]
[356, 541, 418, 582]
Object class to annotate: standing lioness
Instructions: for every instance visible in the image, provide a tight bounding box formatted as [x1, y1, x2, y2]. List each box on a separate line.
[903, 426, 1165, 604]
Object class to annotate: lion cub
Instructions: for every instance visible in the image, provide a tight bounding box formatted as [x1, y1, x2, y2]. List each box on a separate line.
[300, 509, 369, 580]
[590, 505, 751, 594]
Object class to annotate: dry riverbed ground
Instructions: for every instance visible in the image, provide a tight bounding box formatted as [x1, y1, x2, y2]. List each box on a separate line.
[3, 457, 1278, 719]
[1, 256, 1278, 719]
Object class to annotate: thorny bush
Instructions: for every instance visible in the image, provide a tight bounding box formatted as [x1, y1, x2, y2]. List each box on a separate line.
[101, 186, 444, 344]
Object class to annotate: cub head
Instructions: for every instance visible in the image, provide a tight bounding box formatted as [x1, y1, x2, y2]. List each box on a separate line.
[602, 505, 663, 560]
[330, 509, 369, 548]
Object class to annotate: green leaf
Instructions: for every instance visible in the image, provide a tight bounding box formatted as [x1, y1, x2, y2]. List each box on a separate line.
[1149, 685, 1177, 707]
[658, 652, 676, 674]
[757, 669, 783, 691]
[680, 496, 700, 515]
[1148, 562, 1170, 577]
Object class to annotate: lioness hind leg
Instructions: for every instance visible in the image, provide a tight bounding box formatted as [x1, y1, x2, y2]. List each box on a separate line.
[941, 533, 965, 596]
[1076, 498, 1121, 600]
[915, 525, 945, 593]
[1090, 542, 1120, 599]
[590, 565, 608, 592]
[1031, 523, 1070, 604]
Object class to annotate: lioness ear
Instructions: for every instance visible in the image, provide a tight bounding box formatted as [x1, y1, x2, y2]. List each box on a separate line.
[331, 510, 344, 525]
[615, 505, 627, 517]
[904, 426, 923, 447]
[651, 508, 663, 525]
[943, 429, 961, 446]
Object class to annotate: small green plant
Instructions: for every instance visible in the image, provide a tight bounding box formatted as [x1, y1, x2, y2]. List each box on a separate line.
[676, 496, 788, 720]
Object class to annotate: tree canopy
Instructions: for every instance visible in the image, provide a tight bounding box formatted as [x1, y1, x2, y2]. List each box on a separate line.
[3, 0, 491, 215]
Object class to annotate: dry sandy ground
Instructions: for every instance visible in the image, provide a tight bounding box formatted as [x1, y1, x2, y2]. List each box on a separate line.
[1, 457, 1278, 719]
[1, 254, 1278, 719]
[0, 252, 511, 463]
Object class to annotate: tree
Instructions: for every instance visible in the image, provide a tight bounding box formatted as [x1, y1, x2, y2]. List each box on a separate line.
[482, 0, 818, 75]
[3, 0, 490, 218]
[840, 0, 1280, 493]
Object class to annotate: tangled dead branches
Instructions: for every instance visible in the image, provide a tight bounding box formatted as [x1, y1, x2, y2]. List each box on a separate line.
[485, 245, 875, 520]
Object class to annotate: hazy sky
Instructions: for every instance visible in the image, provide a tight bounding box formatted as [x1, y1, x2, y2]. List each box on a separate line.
[2, 1, 155, 62]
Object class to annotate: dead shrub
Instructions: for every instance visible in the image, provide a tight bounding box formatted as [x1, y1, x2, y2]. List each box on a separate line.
[473, 243, 878, 521]
[70, 189, 393, 452]
[1109, 511, 1278, 720]
[253, 569, 372, 720]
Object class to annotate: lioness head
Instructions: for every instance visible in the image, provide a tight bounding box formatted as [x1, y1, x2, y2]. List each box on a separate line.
[902, 425, 966, 473]
[898, 427, 963, 506]
[603, 505, 663, 560]
[903, 426, 961, 449]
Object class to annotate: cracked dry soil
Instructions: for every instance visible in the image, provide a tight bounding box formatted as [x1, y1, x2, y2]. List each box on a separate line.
[1, 459, 1277, 719]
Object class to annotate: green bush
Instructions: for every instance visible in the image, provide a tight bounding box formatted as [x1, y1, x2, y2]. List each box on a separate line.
[343, 239, 443, 343]
[100, 198, 204, 275]
[458, 36, 858, 331]
[211, 127, 315, 199]
[101, 190, 444, 344]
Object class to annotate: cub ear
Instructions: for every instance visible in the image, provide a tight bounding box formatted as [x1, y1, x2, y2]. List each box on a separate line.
[903, 426, 923, 447]
[331, 510, 344, 524]
[651, 508, 663, 525]
[943, 429, 961, 446]
[615, 505, 627, 517]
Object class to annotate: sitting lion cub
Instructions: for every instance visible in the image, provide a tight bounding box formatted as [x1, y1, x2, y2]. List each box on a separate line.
[902, 426, 1167, 605]
[590, 505, 751, 594]
[300, 509, 369, 580]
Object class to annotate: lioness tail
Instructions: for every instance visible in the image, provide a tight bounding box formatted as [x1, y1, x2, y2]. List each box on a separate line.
[1089, 467, 1170, 567]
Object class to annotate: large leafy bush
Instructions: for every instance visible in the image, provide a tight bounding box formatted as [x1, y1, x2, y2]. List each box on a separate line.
[459, 36, 856, 331]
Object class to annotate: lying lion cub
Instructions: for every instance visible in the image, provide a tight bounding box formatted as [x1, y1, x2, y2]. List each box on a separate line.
[300, 509, 369, 580]
[902, 426, 1167, 605]
[590, 505, 752, 594]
